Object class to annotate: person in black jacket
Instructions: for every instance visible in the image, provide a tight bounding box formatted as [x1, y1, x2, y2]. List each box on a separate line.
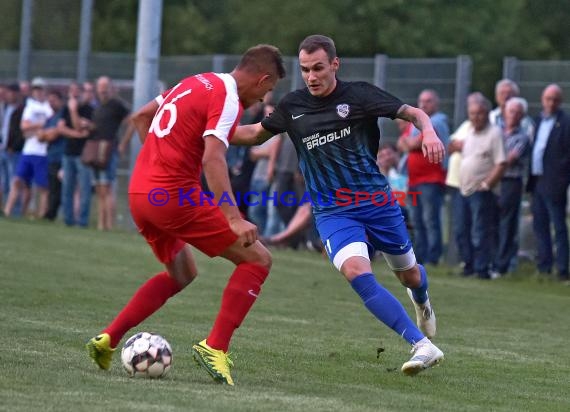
[528, 84, 570, 281]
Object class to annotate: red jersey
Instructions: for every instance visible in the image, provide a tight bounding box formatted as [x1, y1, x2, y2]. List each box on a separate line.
[407, 147, 446, 187]
[129, 72, 243, 194]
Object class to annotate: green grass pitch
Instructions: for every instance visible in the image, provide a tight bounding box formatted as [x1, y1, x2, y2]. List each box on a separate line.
[0, 218, 568, 411]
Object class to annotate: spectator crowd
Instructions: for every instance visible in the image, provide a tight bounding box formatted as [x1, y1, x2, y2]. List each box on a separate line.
[0, 76, 130, 231]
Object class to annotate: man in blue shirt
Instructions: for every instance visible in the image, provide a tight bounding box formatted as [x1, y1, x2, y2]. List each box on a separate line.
[494, 97, 530, 275]
[234, 34, 445, 375]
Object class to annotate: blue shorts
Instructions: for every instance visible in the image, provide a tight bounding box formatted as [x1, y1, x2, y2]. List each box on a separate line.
[16, 154, 48, 188]
[315, 201, 413, 270]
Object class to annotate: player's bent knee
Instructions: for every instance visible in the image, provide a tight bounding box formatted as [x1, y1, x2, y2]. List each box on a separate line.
[395, 265, 421, 288]
[383, 249, 418, 286]
[249, 244, 272, 270]
[220, 240, 272, 269]
[167, 267, 198, 288]
[166, 245, 199, 287]
[340, 257, 372, 281]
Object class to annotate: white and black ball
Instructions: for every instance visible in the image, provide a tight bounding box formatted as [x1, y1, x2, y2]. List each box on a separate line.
[121, 332, 172, 378]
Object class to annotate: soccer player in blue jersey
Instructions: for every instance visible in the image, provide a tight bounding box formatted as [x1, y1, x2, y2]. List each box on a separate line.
[233, 34, 445, 375]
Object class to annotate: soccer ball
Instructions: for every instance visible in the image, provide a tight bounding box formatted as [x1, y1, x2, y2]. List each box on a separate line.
[121, 332, 173, 378]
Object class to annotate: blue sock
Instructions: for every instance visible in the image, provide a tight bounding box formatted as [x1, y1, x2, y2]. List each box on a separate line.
[411, 264, 429, 305]
[350, 273, 424, 345]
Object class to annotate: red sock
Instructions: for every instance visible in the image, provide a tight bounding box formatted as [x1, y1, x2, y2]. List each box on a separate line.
[207, 263, 269, 352]
[103, 271, 182, 348]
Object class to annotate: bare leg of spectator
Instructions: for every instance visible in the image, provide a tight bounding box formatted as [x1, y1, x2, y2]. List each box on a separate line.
[36, 188, 49, 218]
[4, 177, 25, 216]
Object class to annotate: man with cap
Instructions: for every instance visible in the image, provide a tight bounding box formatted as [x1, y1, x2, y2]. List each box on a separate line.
[4, 77, 53, 218]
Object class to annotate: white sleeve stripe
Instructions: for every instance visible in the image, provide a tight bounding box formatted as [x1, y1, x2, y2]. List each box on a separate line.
[203, 73, 240, 147]
[155, 95, 164, 105]
[203, 129, 230, 148]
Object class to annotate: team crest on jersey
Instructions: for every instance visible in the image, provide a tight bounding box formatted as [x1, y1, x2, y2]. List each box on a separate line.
[336, 104, 350, 118]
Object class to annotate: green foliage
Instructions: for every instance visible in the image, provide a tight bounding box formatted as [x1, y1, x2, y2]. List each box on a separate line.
[521, 0, 570, 59]
[0, 219, 569, 411]
[0, 0, 22, 49]
[91, 0, 138, 52]
[161, 0, 228, 55]
[222, 0, 340, 54]
[32, 0, 82, 50]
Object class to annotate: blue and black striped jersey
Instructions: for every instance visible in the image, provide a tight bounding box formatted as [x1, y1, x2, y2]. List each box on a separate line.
[261, 80, 404, 215]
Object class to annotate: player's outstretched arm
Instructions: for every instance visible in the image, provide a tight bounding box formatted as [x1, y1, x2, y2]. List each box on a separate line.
[231, 122, 274, 146]
[396, 104, 445, 164]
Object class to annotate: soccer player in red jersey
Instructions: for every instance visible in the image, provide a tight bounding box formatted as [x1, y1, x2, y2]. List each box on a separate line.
[86, 44, 286, 386]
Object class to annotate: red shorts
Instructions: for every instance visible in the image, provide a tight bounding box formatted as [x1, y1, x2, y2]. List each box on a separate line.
[129, 193, 238, 263]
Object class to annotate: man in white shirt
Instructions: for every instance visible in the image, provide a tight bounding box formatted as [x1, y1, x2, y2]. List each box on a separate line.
[3, 78, 53, 218]
[456, 96, 506, 278]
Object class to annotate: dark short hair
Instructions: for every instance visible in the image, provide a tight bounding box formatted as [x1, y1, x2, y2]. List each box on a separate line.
[298, 35, 337, 61]
[7, 83, 20, 92]
[236, 44, 286, 79]
[48, 89, 64, 100]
